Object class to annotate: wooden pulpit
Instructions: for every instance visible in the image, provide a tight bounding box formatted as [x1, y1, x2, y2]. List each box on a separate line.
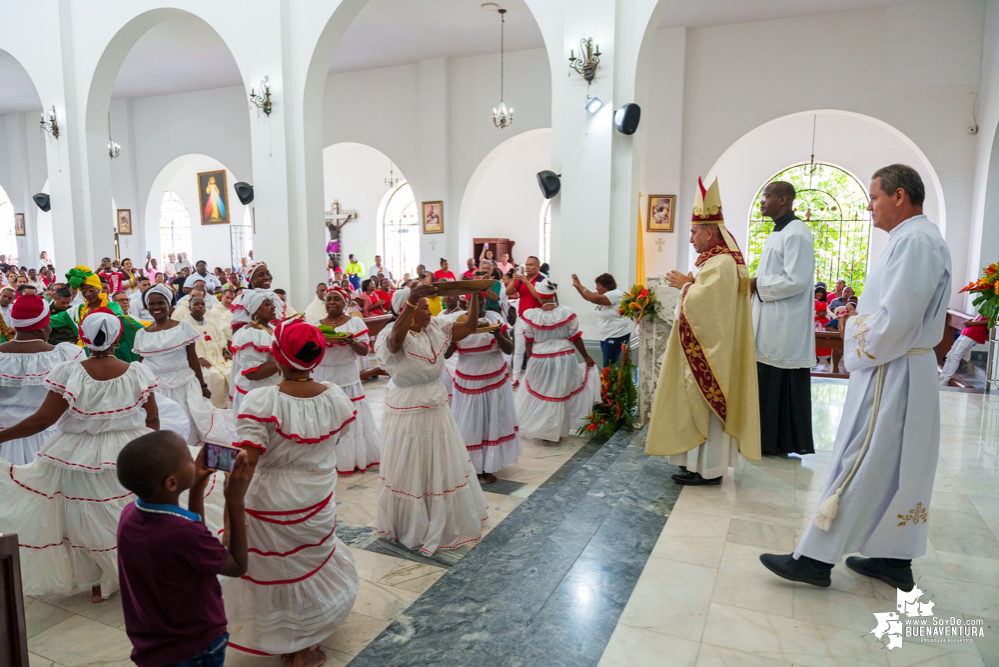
[0, 533, 29, 667]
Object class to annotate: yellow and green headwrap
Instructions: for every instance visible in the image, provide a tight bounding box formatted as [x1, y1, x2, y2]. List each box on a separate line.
[66, 266, 102, 291]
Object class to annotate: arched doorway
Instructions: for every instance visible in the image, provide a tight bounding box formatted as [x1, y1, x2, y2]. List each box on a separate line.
[159, 191, 193, 266]
[379, 183, 419, 280]
[0, 185, 15, 266]
[748, 163, 871, 292]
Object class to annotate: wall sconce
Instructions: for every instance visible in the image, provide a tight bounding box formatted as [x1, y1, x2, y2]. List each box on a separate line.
[107, 113, 120, 159]
[249, 76, 272, 116]
[569, 38, 601, 83]
[585, 97, 603, 115]
[40, 106, 59, 140]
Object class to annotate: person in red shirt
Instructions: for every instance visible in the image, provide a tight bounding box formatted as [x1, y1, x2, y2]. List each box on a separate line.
[940, 315, 989, 385]
[375, 278, 394, 310]
[97, 257, 125, 295]
[505, 255, 546, 386]
[462, 258, 476, 280]
[433, 259, 456, 282]
[360, 278, 387, 316]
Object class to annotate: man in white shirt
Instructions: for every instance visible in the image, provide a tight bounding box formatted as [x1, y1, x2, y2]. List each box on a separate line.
[128, 275, 153, 320]
[751, 181, 816, 456]
[174, 252, 192, 275]
[368, 255, 393, 281]
[183, 260, 222, 294]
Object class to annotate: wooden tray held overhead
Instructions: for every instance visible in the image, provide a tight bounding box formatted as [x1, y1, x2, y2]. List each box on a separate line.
[431, 279, 497, 296]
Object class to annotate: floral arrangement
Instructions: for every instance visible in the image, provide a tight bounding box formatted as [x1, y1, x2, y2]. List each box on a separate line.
[958, 263, 999, 327]
[577, 345, 638, 438]
[618, 283, 659, 322]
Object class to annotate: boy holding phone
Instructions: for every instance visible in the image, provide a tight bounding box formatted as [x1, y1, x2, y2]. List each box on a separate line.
[116, 431, 250, 667]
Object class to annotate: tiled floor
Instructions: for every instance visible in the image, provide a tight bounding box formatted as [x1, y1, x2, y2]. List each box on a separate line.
[599, 379, 999, 667]
[24, 376, 590, 667]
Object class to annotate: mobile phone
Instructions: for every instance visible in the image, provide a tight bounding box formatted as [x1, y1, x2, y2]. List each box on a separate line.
[204, 442, 239, 473]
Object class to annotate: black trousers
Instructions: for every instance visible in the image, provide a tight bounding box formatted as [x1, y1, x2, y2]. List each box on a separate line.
[757, 362, 814, 456]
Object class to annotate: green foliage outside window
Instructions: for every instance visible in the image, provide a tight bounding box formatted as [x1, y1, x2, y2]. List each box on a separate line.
[748, 163, 872, 294]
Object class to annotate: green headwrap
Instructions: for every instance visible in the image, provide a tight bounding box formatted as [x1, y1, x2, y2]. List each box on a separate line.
[66, 266, 101, 291]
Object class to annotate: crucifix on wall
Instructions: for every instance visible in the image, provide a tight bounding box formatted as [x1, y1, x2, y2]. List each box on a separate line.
[324, 200, 357, 268]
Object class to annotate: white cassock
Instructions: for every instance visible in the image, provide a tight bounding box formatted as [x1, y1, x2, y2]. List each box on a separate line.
[305, 296, 327, 322]
[795, 215, 950, 563]
[207, 304, 233, 342]
[183, 314, 234, 410]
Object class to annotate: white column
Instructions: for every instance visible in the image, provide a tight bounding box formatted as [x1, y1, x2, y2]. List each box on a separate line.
[416, 58, 451, 269]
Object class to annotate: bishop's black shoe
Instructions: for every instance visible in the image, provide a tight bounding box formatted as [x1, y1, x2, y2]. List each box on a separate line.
[759, 553, 832, 587]
[674, 471, 722, 486]
[845, 557, 915, 592]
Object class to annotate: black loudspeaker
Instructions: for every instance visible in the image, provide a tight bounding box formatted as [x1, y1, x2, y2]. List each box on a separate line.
[614, 103, 641, 135]
[537, 171, 561, 200]
[32, 193, 50, 212]
[234, 182, 254, 205]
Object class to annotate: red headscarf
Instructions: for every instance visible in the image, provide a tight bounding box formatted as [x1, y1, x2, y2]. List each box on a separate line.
[325, 286, 352, 305]
[9, 294, 50, 331]
[271, 318, 326, 371]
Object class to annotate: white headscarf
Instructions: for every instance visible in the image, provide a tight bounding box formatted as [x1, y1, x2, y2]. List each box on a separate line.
[143, 283, 174, 309]
[391, 288, 411, 317]
[80, 311, 121, 352]
[536, 277, 558, 297]
[231, 288, 283, 327]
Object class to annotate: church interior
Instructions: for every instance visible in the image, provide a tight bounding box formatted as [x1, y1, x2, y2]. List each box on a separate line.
[2, 0, 999, 665]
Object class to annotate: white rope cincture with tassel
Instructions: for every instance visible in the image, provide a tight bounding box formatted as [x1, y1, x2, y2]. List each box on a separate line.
[813, 364, 886, 531]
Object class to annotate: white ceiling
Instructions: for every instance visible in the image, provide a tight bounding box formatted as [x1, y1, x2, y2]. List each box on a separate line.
[0, 0, 915, 112]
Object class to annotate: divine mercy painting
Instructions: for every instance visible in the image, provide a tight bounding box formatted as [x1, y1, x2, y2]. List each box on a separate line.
[198, 170, 230, 225]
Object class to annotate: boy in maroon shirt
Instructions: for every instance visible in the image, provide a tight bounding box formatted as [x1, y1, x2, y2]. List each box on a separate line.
[116, 432, 250, 667]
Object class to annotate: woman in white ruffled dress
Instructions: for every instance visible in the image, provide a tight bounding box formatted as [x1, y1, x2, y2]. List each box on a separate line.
[374, 285, 488, 556]
[515, 277, 600, 442]
[223, 319, 358, 666]
[230, 290, 281, 415]
[310, 286, 381, 475]
[0, 309, 160, 602]
[435, 294, 465, 401]
[133, 284, 233, 446]
[0, 295, 84, 465]
[446, 294, 521, 483]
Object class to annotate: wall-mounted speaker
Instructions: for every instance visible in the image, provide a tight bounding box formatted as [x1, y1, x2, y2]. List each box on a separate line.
[614, 103, 641, 135]
[537, 171, 561, 200]
[32, 193, 50, 212]
[234, 182, 254, 205]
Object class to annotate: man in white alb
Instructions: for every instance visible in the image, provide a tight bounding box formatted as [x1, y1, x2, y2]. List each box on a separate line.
[751, 181, 816, 456]
[761, 164, 951, 591]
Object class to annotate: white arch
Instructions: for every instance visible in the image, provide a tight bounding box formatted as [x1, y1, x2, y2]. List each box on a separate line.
[458, 128, 552, 263]
[703, 110, 946, 267]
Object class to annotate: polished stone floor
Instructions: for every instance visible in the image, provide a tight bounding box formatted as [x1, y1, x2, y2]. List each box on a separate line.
[598, 379, 999, 667]
[22, 378, 999, 666]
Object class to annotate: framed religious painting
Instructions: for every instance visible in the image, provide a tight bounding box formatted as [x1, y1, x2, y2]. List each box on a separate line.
[117, 209, 132, 235]
[14, 213, 25, 236]
[422, 200, 443, 234]
[647, 195, 675, 232]
[197, 170, 230, 225]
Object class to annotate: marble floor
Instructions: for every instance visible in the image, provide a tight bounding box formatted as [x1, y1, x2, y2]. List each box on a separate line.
[23, 377, 592, 667]
[22, 378, 999, 666]
[598, 379, 999, 667]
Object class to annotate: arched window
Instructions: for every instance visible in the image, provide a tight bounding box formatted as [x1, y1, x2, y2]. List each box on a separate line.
[748, 163, 872, 292]
[381, 183, 419, 279]
[540, 200, 552, 265]
[159, 191, 192, 265]
[0, 186, 16, 267]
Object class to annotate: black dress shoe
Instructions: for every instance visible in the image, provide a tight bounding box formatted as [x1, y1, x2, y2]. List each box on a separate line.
[671, 470, 697, 483]
[759, 553, 832, 587]
[674, 472, 722, 486]
[845, 557, 915, 592]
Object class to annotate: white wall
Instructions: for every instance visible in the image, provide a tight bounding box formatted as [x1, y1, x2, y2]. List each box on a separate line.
[323, 142, 405, 273]
[458, 128, 551, 263]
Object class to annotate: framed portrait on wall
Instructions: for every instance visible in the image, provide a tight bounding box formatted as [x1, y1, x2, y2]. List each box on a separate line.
[422, 201, 443, 234]
[13, 213, 25, 236]
[198, 170, 230, 225]
[117, 209, 132, 235]
[647, 195, 675, 232]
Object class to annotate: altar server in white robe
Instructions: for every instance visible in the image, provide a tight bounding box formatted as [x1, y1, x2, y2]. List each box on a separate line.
[761, 164, 950, 591]
[752, 181, 816, 456]
[304, 281, 330, 322]
[183, 295, 233, 410]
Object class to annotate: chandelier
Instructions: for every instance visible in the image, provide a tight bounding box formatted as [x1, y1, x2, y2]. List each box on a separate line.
[384, 160, 399, 188]
[492, 8, 513, 129]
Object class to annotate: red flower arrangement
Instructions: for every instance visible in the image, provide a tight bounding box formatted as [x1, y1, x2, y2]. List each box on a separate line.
[618, 284, 658, 323]
[576, 344, 637, 438]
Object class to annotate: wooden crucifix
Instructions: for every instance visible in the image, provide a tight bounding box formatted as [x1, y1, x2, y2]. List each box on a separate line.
[324, 201, 357, 267]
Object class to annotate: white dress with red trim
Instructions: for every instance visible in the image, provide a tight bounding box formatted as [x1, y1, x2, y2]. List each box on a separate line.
[450, 311, 521, 474]
[310, 316, 381, 475]
[223, 384, 359, 656]
[373, 317, 488, 555]
[0, 343, 84, 465]
[514, 306, 600, 441]
[230, 325, 279, 415]
[133, 322, 234, 447]
[435, 310, 464, 401]
[0, 361, 157, 598]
